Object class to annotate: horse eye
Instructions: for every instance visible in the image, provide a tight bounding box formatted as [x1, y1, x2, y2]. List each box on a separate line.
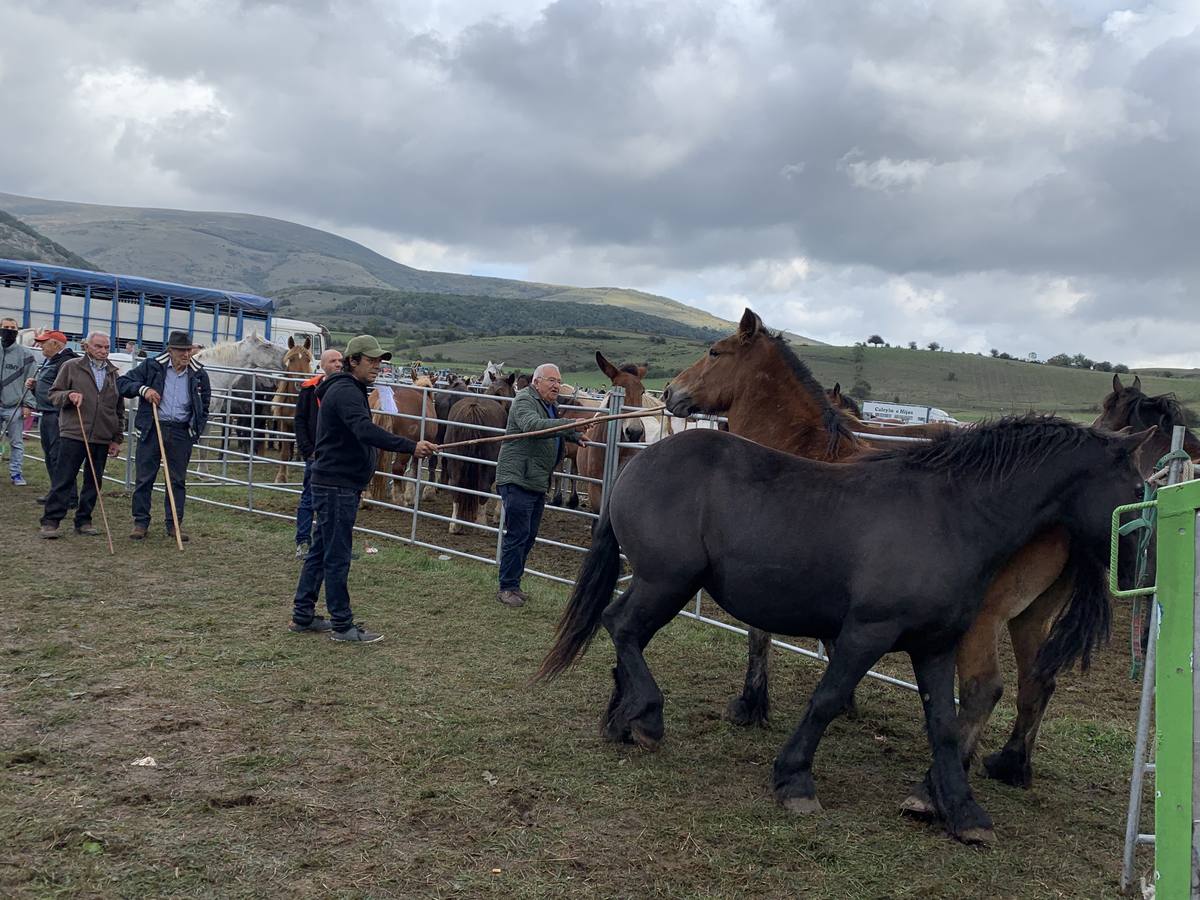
[709, 348, 720, 358]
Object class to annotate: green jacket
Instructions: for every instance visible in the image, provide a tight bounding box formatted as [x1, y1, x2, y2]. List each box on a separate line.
[495, 387, 583, 493]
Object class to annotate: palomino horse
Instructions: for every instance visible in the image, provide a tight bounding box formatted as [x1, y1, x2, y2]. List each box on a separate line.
[271, 337, 313, 483]
[539, 419, 1153, 844]
[663, 309, 1129, 802]
[444, 373, 516, 534]
[367, 373, 438, 507]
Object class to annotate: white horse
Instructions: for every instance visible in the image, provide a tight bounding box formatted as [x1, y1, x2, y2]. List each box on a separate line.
[480, 360, 505, 390]
[194, 335, 286, 472]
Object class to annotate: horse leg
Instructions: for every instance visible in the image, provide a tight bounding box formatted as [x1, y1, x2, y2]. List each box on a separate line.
[773, 624, 894, 814]
[726, 627, 772, 727]
[550, 464, 563, 507]
[400, 453, 415, 507]
[900, 608, 1005, 818]
[983, 573, 1072, 788]
[599, 578, 692, 750]
[909, 647, 994, 845]
[566, 458, 580, 510]
[448, 498, 463, 535]
[275, 425, 291, 484]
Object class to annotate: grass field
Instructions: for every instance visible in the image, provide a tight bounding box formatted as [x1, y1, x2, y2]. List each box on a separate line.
[0, 465, 1156, 899]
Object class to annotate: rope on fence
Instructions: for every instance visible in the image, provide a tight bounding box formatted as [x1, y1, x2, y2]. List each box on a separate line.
[433, 409, 651, 452]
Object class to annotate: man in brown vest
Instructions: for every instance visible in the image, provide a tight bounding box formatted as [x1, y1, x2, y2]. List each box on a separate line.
[39, 333, 126, 539]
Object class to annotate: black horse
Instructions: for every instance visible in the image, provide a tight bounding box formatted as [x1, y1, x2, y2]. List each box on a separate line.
[538, 416, 1153, 844]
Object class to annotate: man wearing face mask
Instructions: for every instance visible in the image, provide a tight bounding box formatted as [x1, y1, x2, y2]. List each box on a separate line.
[25, 330, 79, 506]
[0, 317, 37, 486]
[39, 333, 125, 538]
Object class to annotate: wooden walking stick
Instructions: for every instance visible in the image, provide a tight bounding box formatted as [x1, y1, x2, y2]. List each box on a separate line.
[74, 403, 114, 556]
[152, 403, 185, 551]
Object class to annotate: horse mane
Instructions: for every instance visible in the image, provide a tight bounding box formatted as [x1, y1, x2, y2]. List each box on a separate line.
[1126, 389, 1188, 429]
[868, 414, 1097, 482]
[765, 332, 859, 456]
[618, 363, 641, 376]
[195, 341, 246, 366]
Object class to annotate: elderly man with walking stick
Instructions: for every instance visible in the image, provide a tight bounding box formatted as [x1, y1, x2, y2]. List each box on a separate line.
[38, 333, 124, 540]
[118, 331, 211, 542]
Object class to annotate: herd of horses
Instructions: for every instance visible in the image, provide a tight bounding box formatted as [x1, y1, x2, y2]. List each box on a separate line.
[191, 313, 1197, 847]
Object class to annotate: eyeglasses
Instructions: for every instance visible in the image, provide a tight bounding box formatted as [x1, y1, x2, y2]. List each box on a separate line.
[538, 377, 563, 385]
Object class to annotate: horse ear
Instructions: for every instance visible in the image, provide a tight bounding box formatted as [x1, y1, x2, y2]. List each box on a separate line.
[1112, 373, 1123, 393]
[303, 337, 311, 350]
[1132, 375, 1142, 392]
[1115, 425, 1158, 454]
[596, 351, 620, 380]
[287, 336, 295, 349]
[506, 372, 516, 385]
[738, 308, 763, 342]
[636, 364, 647, 379]
[831, 382, 842, 397]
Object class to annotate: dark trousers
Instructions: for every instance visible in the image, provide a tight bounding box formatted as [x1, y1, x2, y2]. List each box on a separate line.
[295, 459, 315, 545]
[133, 423, 194, 530]
[498, 483, 546, 591]
[41, 437, 108, 529]
[38, 411, 77, 506]
[292, 484, 360, 630]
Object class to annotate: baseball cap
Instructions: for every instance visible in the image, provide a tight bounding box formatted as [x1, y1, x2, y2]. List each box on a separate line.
[345, 335, 392, 360]
[34, 330, 68, 344]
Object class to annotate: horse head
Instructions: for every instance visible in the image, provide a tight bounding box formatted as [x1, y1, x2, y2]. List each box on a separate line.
[1093, 373, 1200, 473]
[482, 360, 505, 388]
[596, 351, 649, 443]
[282, 337, 313, 373]
[663, 308, 774, 417]
[486, 372, 517, 399]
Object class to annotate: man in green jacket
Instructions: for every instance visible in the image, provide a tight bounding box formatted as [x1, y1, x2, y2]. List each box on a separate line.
[494, 363, 583, 607]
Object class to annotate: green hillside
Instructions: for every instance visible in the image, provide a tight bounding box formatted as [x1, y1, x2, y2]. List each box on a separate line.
[0, 209, 96, 269]
[0, 192, 821, 343]
[395, 332, 1200, 420]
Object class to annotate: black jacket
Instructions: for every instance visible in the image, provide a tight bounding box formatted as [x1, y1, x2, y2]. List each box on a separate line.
[294, 375, 322, 461]
[33, 347, 78, 412]
[311, 372, 417, 490]
[117, 352, 212, 440]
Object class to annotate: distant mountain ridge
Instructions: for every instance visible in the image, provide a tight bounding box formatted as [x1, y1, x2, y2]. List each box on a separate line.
[0, 209, 97, 270]
[0, 191, 823, 344]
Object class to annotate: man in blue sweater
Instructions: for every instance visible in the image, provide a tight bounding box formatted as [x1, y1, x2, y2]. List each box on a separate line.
[290, 335, 437, 643]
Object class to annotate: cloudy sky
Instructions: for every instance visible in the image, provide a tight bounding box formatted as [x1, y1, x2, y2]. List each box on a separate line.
[2, 0, 1198, 365]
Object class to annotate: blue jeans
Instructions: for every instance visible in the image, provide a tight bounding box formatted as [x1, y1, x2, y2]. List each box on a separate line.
[295, 459, 315, 545]
[132, 423, 194, 530]
[1, 406, 24, 477]
[498, 483, 545, 592]
[292, 484, 360, 630]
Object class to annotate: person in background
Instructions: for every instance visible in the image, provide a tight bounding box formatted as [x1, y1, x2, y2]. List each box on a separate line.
[0, 316, 37, 486]
[39, 333, 124, 538]
[117, 331, 211, 542]
[493, 363, 583, 608]
[290, 335, 436, 643]
[293, 347, 344, 560]
[25, 330, 79, 506]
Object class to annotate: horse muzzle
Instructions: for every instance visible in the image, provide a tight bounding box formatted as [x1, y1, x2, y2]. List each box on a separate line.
[662, 385, 695, 417]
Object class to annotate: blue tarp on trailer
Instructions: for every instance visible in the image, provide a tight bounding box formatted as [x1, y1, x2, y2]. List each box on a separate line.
[0, 258, 276, 313]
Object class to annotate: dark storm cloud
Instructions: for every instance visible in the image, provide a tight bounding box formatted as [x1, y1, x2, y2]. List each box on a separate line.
[1, 0, 1197, 363]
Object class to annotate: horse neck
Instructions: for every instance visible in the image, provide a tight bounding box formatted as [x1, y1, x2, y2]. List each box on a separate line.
[723, 362, 857, 461]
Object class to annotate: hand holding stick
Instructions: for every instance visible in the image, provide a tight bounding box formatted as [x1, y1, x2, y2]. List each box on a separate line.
[152, 404, 184, 551]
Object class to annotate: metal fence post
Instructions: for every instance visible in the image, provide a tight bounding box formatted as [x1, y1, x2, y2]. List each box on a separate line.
[410, 385, 428, 545]
[124, 396, 136, 490]
[247, 377, 256, 511]
[599, 387, 625, 518]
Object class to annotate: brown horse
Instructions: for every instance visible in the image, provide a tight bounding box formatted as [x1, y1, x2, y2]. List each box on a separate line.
[826, 383, 862, 418]
[367, 373, 437, 507]
[431, 374, 470, 490]
[663, 308, 1126, 806]
[1093, 374, 1200, 459]
[444, 373, 516, 534]
[572, 352, 654, 513]
[272, 337, 313, 483]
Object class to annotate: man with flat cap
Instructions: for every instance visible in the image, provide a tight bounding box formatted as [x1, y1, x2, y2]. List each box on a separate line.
[290, 335, 437, 643]
[26, 330, 78, 505]
[118, 331, 211, 542]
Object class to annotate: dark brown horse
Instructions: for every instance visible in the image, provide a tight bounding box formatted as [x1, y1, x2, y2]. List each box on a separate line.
[1093, 374, 1200, 459]
[444, 373, 516, 534]
[574, 352, 653, 513]
[539, 416, 1152, 844]
[663, 309, 1132, 803]
[826, 383, 862, 418]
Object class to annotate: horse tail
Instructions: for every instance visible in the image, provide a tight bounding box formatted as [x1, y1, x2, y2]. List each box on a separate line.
[536, 512, 621, 680]
[1034, 542, 1112, 681]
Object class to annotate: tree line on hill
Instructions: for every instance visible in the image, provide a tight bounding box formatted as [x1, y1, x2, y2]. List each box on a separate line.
[864, 334, 1129, 373]
[278, 287, 724, 343]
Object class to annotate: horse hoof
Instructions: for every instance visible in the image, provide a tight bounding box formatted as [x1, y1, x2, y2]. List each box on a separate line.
[955, 827, 995, 847]
[781, 796, 823, 815]
[448, 523, 463, 535]
[899, 793, 937, 819]
[630, 725, 661, 752]
[982, 750, 1032, 788]
[725, 696, 768, 728]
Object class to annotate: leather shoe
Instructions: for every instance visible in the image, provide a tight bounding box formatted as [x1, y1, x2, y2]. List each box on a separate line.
[167, 531, 190, 543]
[74, 524, 100, 536]
[39, 525, 60, 539]
[130, 525, 148, 540]
[496, 590, 525, 608]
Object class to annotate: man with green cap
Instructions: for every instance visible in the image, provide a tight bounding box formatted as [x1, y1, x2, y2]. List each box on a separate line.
[290, 335, 437, 643]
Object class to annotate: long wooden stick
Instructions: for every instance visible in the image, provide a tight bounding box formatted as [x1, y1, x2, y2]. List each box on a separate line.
[75, 403, 114, 556]
[434, 409, 652, 452]
[152, 404, 185, 551]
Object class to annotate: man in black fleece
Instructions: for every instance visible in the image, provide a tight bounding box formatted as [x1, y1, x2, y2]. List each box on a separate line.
[290, 335, 437, 643]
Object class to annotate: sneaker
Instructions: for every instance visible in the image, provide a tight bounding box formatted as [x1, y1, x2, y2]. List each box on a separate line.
[295, 542, 309, 560]
[74, 524, 100, 536]
[38, 524, 60, 539]
[288, 615, 333, 634]
[514, 588, 530, 602]
[330, 623, 384, 643]
[496, 590, 525, 608]
[130, 525, 148, 540]
[167, 531, 190, 543]
[11, 475, 26, 487]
